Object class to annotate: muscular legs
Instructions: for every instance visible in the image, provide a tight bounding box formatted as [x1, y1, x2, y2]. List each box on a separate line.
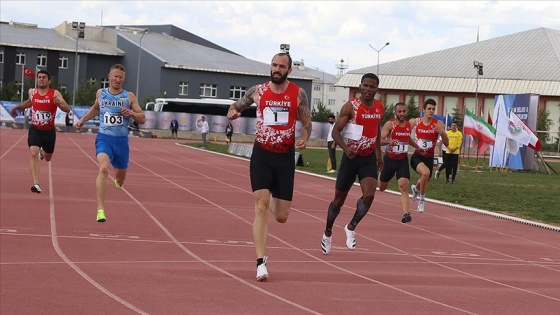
[253, 189, 291, 259]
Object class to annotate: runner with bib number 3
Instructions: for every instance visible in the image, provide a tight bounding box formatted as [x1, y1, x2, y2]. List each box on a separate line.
[408, 99, 448, 213]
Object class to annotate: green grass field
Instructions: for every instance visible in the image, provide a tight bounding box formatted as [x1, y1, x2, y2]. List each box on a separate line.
[188, 142, 560, 226]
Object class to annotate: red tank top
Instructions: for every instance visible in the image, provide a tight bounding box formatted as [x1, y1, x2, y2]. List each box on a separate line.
[30, 88, 57, 130]
[386, 119, 413, 160]
[254, 82, 300, 153]
[414, 118, 439, 157]
[347, 98, 383, 156]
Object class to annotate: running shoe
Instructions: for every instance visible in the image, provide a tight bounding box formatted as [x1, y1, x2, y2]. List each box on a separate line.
[256, 256, 268, 282]
[96, 209, 106, 222]
[326, 170, 336, 174]
[114, 179, 122, 188]
[31, 184, 42, 193]
[402, 212, 412, 223]
[321, 234, 332, 255]
[417, 197, 425, 213]
[344, 224, 356, 250]
[39, 148, 44, 160]
[411, 185, 419, 202]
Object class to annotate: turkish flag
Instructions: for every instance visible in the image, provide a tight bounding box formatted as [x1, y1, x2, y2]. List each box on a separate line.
[24, 66, 35, 78]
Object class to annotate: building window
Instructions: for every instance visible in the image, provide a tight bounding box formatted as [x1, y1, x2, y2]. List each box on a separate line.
[199, 83, 217, 97]
[179, 81, 189, 95]
[59, 56, 68, 69]
[0, 51, 4, 63]
[16, 53, 26, 65]
[329, 85, 336, 92]
[313, 84, 321, 91]
[230, 86, 246, 99]
[313, 98, 321, 106]
[101, 78, 109, 88]
[37, 54, 47, 67]
[328, 99, 335, 106]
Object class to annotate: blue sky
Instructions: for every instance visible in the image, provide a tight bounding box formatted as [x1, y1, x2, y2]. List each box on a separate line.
[1, 1, 559, 75]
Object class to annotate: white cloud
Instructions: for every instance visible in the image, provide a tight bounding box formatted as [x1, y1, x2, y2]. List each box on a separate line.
[1, 0, 559, 74]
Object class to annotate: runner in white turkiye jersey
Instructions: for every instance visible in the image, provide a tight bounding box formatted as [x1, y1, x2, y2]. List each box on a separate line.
[321, 73, 384, 255]
[227, 53, 312, 282]
[76, 64, 146, 223]
[10, 70, 71, 194]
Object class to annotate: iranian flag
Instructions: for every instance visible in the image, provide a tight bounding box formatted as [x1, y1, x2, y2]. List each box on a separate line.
[463, 109, 496, 146]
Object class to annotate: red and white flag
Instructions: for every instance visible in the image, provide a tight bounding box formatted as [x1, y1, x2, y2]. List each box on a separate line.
[24, 66, 35, 78]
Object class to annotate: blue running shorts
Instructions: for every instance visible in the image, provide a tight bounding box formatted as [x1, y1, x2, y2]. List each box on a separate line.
[95, 133, 130, 169]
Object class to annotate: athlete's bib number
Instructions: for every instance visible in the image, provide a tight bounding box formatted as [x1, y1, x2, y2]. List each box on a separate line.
[34, 110, 51, 123]
[417, 139, 433, 149]
[103, 112, 124, 126]
[391, 142, 409, 154]
[263, 107, 289, 126]
[345, 123, 364, 141]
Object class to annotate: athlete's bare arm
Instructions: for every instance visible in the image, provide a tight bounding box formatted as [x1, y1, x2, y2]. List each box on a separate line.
[436, 121, 449, 147]
[296, 88, 312, 144]
[76, 89, 101, 130]
[228, 85, 256, 120]
[10, 99, 31, 117]
[53, 90, 71, 113]
[122, 92, 146, 124]
[332, 101, 356, 158]
[380, 121, 394, 146]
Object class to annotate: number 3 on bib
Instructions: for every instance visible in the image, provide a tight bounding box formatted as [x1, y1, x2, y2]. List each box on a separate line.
[103, 112, 124, 126]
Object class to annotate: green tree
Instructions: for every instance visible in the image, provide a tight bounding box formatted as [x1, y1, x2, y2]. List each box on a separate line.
[405, 95, 420, 120]
[536, 107, 553, 143]
[310, 101, 334, 122]
[74, 81, 98, 106]
[381, 103, 394, 126]
[0, 81, 23, 101]
[451, 107, 463, 129]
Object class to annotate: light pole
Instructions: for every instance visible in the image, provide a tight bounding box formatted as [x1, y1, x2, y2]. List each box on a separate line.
[71, 21, 85, 106]
[135, 29, 148, 99]
[368, 42, 390, 75]
[473, 61, 483, 115]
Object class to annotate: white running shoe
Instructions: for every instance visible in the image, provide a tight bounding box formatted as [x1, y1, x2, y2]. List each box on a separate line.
[256, 256, 269, 282]
[326, 170, 336, 174]
[344, 224, 356, 250]
[417, 197, 425, 213]
[321, 234, 332, 254]
[411, 185, 419, 202]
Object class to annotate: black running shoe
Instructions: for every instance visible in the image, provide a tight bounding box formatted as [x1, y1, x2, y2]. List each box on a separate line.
[401, 212, 412, 223]
[31, 184, 42, 193]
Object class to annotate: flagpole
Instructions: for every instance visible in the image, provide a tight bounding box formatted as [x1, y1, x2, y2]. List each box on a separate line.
[35, 66, 39, 88]
[21, 65, 24, 102]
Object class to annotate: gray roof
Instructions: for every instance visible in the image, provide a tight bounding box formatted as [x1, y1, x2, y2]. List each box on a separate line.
[0, 22, 124, 56]
[118, 29, 319, 80]
[1, 20, 330, 82]
[336, 27, 560, 96]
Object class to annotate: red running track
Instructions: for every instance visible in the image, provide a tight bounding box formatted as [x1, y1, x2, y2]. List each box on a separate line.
[1, 128, 559, 315]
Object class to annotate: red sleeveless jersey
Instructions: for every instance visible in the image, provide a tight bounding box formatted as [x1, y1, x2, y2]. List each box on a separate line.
[386, 119, 413, 160]
[414, 118, 439, 157]
[254, 82, 300, 153]
[30, 88, 57, 130]
[346, 98, 383, 156]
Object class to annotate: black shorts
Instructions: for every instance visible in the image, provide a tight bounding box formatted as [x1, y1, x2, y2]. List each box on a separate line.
[250, 143, 295, 201]
[28, 126, 56, 154]
[335, 153, 378, 192]
[410, 152, 434, 177]
[379, 154, 410, 182]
